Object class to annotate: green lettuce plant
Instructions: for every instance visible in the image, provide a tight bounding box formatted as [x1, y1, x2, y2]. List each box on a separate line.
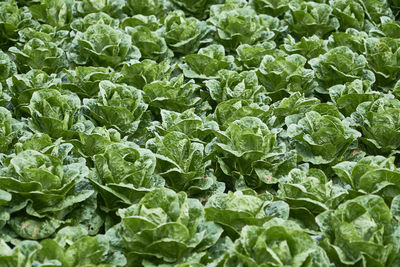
[285, 1, 340, 37]
[353, 97, 400, 154]
[0, 226, 126, 266]
[281, 35, 328, 60]
[253, 0, 291, 17]
[205, 70, 266, 103]
[70, 12, 119, 33]
[112, 188, 223, 265]
[125, 0, 166, 16]
[276, 167, 349, 233]
[204, 190, 270, 238]
[75, 0, 125, 17]
[27, 89, 82, 139]
[90, 142, 162, 210]
[69, 23, 141, 67]
[0, 147, 92, 239]
[117, 59, 172, 89]
[286, 110, 360, 164]
[169, 0, 212, 18]
[209, 0, 277, 51]
[0, 51, 16, 82]
[212, 98, 271, 130]
[206, 116, 297, 189]
[217, 218, 331, 266]
[6, 70, 61, 112]
[364, 37, 400, 88]
[360, 0, 394, 23]
[0, 1, 34, 48]
[148, 131, 206, 191]
[83, 81, 148, 135]
[328, 28, 368, 53]
[331, 0, 365, 31]
[333, 155, 400, 200]
[235, 43, 276, 70]
[162, 10, 211, 55]
[28, 0, 73, 29]
[126, 25, 170, 61]
[143, 74, 201, 112]
[0, 107, 21, 153]
[328, 79, 380, 116]
[256, 53, 316, 100]
[309, 46, 375, 92]
[9, 37, 68, 73]
[180, 44, 233, 79]
[62, 66, 117, 98]
[317, 195, 400, 266]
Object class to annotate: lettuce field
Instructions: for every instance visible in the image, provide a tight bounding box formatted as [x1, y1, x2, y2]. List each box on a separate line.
[1, 0, 400, 266]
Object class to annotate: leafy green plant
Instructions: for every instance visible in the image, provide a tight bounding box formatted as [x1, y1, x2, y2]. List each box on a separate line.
[6, 69, 61, 111]
[69, 23, 141, 67]
[113, 188, 223, 265]
[333, 155, 400, 200]
[0, 51, 16, 81]
[126, 25, 170, 61]
[27, 89, 82, 139]
[205, 69, 266, 103]
[0, 1, 34, 48]
[162, 10, 211, 54]
[0, 226, 126, 266]
[9, 37, 68, 73]
[0, 146, 92, 239]
[287, 110, 360, 164]
[204, 190, 270, 238]
[180, 44, 232, 79]
[143, 74, 201, 112]
[217, 218, 331, 266]
[0, 107, 21, 153]
[83, 81, 148, 134]
[253, 0, 291, 17]
[278, 168, 347, 214]
[329, 79, 380, 116]
[317, 195, 400, 266]
[90, 142, 161, 210]
[62, 66, 117, 98]
[285, 1, 339, 38]
[125, 0, 166, 17]
[209, 1, 276, 51]
[206, 116, 296, 189]
[309, 46, 375, 91]
[70, 12, 119, 32]
[28, 0, 74, 29]
[256, 53, 316, 99]
[75, 0, 125, 17]
[353, 97, 400, 154]
[117, 59, 172, 89]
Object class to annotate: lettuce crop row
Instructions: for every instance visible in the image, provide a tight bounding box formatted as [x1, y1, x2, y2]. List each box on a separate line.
[1, 0, 400, 266]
